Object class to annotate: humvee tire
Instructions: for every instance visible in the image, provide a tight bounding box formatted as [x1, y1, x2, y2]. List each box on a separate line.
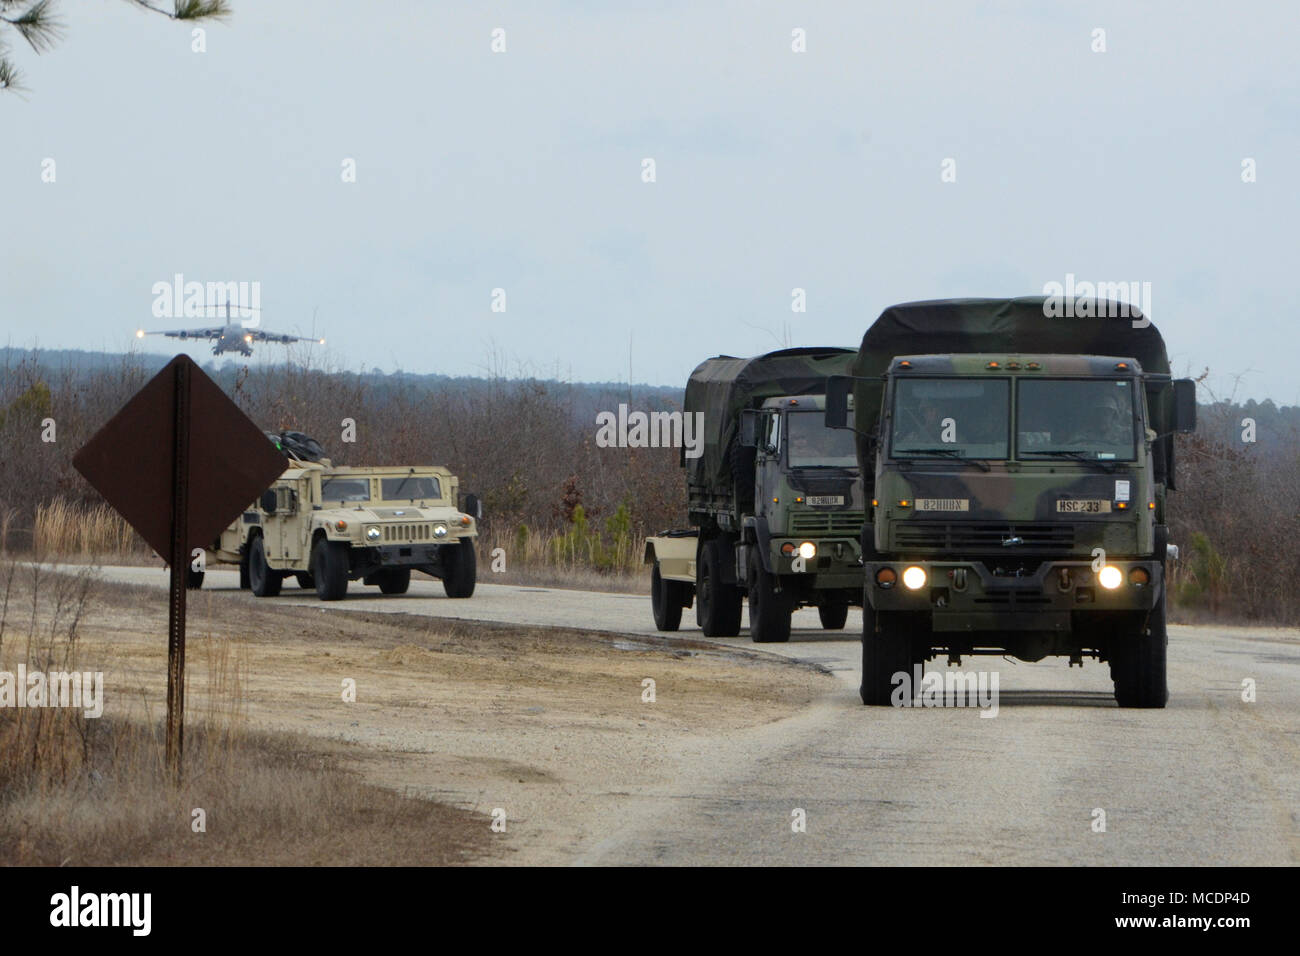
[312, 538, 349, 601]
[819, 600, 849, 631]
[696, 538, 741, 637]
[442, 540, 476, 598]
[186, 567, 205, 590]
[238, 550, 250, 590]
[248, 533, 282, 597]
[651, 562, 683, 631]
[861, 607, 912, 706]
[295, 572, 315, 590]
[748, 565, 791, 643]
[377, 568, 411, 595]
[1111, 592, 1169, 708]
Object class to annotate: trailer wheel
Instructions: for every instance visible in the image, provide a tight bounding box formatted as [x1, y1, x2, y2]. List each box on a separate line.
[861, 608, 912, 706]
[377, 568, 411, 595]
[186, 567, 205, 590]
[651, 562, 684, 631]
[818, 600, 849, 630]
[748, 564, 791, 643]
[1111, 591, 1168, 708]
[248, 533, 282, 597]
[442, 540, 477, 598]
[312, 538, 349, 601]
[697, 539, 742, 637]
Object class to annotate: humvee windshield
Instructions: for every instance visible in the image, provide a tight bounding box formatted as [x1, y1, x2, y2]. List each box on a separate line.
[1017, 379, 1137, 461]
[786, 411, 858, 468]
[320, 477, 371, 502]
[381, 476, 441, 500]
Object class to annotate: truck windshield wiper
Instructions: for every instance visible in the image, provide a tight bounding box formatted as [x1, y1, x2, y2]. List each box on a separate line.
[894, 448, 991, 472]
[1020, 449, 1116, 472]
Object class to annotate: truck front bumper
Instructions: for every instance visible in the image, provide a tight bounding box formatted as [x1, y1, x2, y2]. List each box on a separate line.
[867, 559, 1162, 632]
[768, 537, 862, 587]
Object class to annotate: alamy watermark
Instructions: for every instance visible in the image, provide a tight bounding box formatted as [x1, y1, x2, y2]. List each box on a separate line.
[1041, 273, 1151, 328]
[0, 666, 103, 718]
[595, 405, 705, 459]
[891, 665, 999, 716]
[151, 273, 261, 326]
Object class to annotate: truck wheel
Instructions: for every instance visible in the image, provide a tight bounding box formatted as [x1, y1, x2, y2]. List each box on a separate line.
[312, 538, 349, 601]
[377, 568, 411, 595]
[295, 572, 315, 590]
[861, 609, 912, 706]
[651, 562, 683, 631]
[1112, 592, 1168, 708]
[748, 564, 791, 643]
[186, 567, 205, 590]
[818, 600, 849, 630]
[248, 534, 282, 597]
[442, 540, 477, 598]
[697, 539, 742, 637]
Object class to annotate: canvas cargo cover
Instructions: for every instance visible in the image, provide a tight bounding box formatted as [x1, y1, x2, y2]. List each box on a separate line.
[850, 296, 1178, 486]
[685, 347, 855, 491]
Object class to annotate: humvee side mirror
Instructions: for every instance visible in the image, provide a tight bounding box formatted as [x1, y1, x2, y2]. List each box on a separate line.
[825, 375, 851, 429]
[259, 489, 277, 514]
[739, 409, 759, 447]
[465, 493, 483, 519]
[1173, 379, 1197, 434]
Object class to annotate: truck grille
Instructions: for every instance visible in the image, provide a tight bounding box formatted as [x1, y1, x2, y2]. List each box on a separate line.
[789, 511, 865, 535]
[381, 523, 435, 542]
[895, 522, 1074, 553]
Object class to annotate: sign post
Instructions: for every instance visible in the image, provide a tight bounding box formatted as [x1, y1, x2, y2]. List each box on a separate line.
[73, 355, 287, 784]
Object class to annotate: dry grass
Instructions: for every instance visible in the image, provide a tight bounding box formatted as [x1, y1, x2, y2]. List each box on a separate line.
[31, 499, 146, 561]
[0, 560, 489, 865]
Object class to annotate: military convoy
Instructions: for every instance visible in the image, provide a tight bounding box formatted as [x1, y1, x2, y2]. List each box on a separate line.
[200, 432, 479, 601]
[645, 348, 866, 642]
[824, 297, 1196, 707]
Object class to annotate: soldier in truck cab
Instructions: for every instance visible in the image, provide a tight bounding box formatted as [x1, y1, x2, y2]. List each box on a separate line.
[1064, 392, 1131, 447]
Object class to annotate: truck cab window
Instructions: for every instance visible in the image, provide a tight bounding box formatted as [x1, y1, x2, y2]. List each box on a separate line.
[891, 378, 1010, 460]
[786, 411, 858, 468]
[1017, 379, 1137, 461]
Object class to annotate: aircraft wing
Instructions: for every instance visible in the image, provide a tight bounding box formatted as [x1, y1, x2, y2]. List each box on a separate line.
[250, 328, 325, 345]
[137, 327, 225, 340]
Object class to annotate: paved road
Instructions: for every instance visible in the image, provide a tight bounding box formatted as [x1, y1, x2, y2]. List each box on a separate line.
[92, 564, 1300, 865]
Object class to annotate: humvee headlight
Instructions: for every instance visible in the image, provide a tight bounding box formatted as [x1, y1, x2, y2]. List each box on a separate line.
[433, 524, 448, 538]
[1098, 565, 1123, 590]
[366, 527, 381, 541]
[797, 541, 816, 560]
[902, 566, 927, 590]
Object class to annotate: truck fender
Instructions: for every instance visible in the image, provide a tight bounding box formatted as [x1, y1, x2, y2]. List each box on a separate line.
[745, 516, 775, 574]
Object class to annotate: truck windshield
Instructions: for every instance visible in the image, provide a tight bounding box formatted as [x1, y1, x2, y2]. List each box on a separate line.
[891, 378, 1010, 460]
[786, 411, 858, 468]
[381, 476, 441, 500]
[1017, 379, 1137, 461]
[320, 478, 371, 502]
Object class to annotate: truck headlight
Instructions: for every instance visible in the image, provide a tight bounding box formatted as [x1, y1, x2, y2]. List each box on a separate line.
[1098, 565, 1123, 590]
[797, 541, 816, 560]
[366, 527, 381, 542]
[902, 566, 927, 590]
[433, 524, 448, 538]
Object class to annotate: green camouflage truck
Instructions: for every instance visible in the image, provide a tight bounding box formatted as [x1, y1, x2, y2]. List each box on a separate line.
[824, 297, 1197, 707]
[203, 433, 479, 601]
[645, 347, 865, 642]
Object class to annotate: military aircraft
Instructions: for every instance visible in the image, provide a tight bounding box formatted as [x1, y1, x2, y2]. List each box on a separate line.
[136, 302, 325, 357]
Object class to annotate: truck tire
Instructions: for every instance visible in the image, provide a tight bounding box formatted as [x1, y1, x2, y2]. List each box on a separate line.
[748, 565, 791, 643]
[248, 533, 282, 597]
[312, 538, 349, 601]
[186, 567, 205, 590]
[442, 540, 477, 598]
[861, 608, 913, 706]
[1111, 591, 1169, 708]
[818, 600, 849, 630]
[651, 562, 684, 631]
[697, 539, 742, 637]
[377, 568, 411, 595]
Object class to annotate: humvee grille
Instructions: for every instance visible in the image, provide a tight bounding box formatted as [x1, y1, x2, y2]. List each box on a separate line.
[895, 522, 1074, 553]
[789, 511, 865, 535]
[381, 523, 435, 542]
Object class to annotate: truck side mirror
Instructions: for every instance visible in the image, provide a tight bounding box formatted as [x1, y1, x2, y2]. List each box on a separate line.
[464, 493, 483, 519]
[824, 375, 851, 429]
[259, 489, 277, 514]
[1173, 379, 1197, 434]
[739, 409, 759, 447]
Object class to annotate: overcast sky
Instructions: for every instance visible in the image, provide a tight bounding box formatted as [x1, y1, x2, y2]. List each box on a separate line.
[3, 1, 1297, 403]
